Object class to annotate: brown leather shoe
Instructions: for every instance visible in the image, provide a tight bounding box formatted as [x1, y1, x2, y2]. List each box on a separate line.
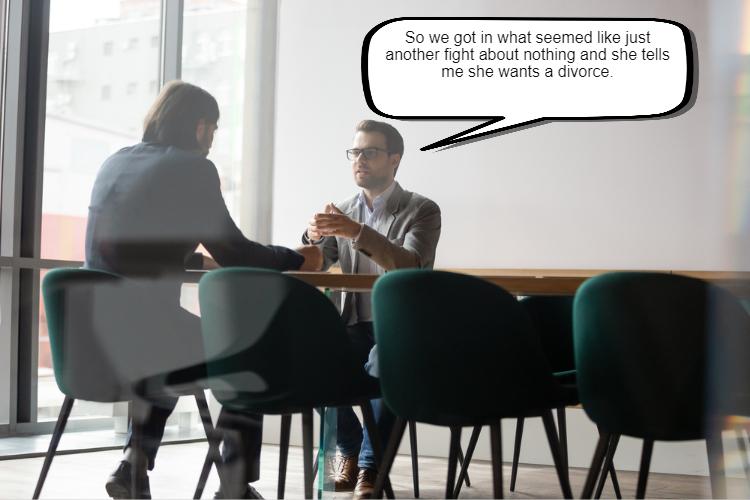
[353, 468, 377, 500]
[332, 454, 359, 492]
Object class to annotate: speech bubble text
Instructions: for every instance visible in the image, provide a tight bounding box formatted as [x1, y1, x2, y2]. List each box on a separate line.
[362, 18, 694, 150]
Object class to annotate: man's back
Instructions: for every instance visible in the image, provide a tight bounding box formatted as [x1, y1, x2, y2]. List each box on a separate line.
[85, 142, 214, 277]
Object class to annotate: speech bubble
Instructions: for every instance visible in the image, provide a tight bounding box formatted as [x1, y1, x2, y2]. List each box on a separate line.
[362, 18, 695, 151]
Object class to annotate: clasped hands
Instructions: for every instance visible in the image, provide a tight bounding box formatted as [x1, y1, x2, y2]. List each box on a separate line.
[296, 203, 361, 271]
[306, 203, 363, 241]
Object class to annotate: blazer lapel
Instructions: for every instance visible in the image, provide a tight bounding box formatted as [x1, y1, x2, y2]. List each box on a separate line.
[380, 182, 405, 238]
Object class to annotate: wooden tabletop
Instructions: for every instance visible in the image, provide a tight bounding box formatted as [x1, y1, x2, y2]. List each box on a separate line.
[285, 269, 750, 296]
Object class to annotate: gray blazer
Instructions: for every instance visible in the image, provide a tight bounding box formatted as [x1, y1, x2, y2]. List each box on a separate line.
[302, 182, 441, 324]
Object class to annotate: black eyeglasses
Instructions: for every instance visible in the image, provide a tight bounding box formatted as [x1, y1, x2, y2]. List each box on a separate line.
[346, 148, 390, 161]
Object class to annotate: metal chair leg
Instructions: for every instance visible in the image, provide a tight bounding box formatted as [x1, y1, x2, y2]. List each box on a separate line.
[408, 420, 420, 498]
[580, 433, 609, 498]
[707, 432, 727, 499]
[360, 402, 394, 499]
[635, 439, 654, 499]
[302, 410, 314, 499]
[33, 396, 75, 499]
[489, 422, 503, 499]
[609, 459, 622, 499]
[193, 391, 216, 499]
[277, 414, 292, 499]
[541, 411, 572, 499]
[557, 407, 568, 473]
[595, 434, 620, 498]
[373, 418, 407, 499]
[510, 417, 524, 492]
[445, 427, 461, 499]
[454, 425, 482, 497]
[456, 442, 471, 487]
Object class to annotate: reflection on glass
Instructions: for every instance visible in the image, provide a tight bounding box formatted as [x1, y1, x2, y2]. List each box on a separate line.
[39, 0, 161, 422]
[183, 0, 249, 222]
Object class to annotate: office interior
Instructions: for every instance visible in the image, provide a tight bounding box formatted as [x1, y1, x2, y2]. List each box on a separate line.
[1, 0, 749, 498]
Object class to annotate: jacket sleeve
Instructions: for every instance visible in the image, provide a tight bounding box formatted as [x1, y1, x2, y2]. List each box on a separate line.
[353, 199, 441, 271]
[195, 161, 304, 271]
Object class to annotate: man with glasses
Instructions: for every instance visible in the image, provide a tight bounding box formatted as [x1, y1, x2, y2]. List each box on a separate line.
[303, 120, 441, 499]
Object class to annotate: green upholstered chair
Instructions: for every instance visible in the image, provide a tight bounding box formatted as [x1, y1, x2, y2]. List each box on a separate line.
[574, 272, 747, 499]
[196, 267, 391, 499]
[454, 295, 620, 498]
[37, 268, 215, 499]
[370, 269, 575, 499]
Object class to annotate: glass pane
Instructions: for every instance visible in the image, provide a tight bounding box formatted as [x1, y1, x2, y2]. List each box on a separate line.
[0, 0, 7, 426]
[182, 0, 249, 223]
[38, 0, 162, 422]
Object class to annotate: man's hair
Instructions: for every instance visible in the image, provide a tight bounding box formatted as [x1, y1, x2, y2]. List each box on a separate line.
[356, 120, 404, 158]
[142, 81, 219, 150]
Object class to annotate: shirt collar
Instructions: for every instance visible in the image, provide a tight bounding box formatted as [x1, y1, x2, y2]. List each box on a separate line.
[358, 181, 397, 213]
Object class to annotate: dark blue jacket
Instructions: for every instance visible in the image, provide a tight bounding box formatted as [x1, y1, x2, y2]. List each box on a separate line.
[85, 142, 302, 277]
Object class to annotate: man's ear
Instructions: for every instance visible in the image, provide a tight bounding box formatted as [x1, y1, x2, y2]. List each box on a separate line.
[195, 118, 206, 141]
[390, 153, 401, 177]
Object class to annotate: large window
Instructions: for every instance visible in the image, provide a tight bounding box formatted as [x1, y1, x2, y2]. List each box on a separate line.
[37, 0, 162, 424]
[182, 0, 249, 223]
[0, 0, 277, 445]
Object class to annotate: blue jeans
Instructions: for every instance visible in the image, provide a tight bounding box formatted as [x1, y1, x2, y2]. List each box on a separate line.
[337, 398, 394, 470]
[337, 322, 394, 470]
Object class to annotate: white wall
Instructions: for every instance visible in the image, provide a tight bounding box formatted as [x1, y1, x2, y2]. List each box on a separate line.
[271, 0, 746, 271]
[268, 0, 750, 478]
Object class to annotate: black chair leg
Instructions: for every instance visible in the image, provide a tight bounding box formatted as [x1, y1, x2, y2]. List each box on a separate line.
[454, 425, 482, 498]
[595, 434, 620, 499]
[510, 417, 524, 492]
[408, 420, 420, 498]
[635, 439, 654, 499]
[277, 414, 292, 499]
[33, 396, 74, 499]
[608, 459, 622, 499]
[541, 411, 572, 499]
[445, 427, 461, 499]
[302, 409, 314, 499]
[193, 391, 217, 499]
[556, 407, 568, 473]
[456, 443, 471, 487]
[707, 432, 727, 499]
[360, 402, 394, 499]
[580, 433, 609, 499]
[489, 422, 503, 499]
[373, 418, 407, 499]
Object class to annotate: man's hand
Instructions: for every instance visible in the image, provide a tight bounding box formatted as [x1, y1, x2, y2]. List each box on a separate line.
[311, 203, 362, 240]
[295, 245, 324, 271]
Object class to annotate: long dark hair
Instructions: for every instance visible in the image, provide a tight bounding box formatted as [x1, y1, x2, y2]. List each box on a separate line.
[142, 81, 219, 150]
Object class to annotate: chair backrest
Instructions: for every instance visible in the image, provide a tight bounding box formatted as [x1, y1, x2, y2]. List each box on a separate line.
[372, 269, 563, 425]
[520, 296, 575, 373]
[43, 268, 130, 402]
[573, 272, 750, 440]
[198, 267, 365, 412]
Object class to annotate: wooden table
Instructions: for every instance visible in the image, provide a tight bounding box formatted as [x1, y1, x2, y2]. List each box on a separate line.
[283, 269, 750, 297]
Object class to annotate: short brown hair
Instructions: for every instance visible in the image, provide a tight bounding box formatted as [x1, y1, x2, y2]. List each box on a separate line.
[356, 120, 404, 158]
[142, 81, 219, 150]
